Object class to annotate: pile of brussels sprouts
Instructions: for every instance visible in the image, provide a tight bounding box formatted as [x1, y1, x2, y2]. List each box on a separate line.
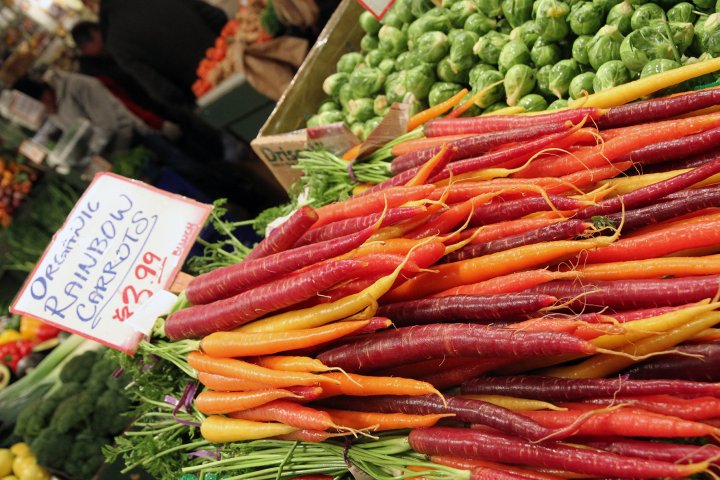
[308, 0, 720, 139]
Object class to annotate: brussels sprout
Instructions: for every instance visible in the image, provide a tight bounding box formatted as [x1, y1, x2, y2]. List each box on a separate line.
[449, 1, 478, 27]
[483, 102, 511, 113]
[365, 116, 383, 135]
[315, 111, 345, 127]
[659, 21, 694, 55]
[460, 104, 483, 116]
[587, 25, 624, 70]
[464, 12, 497, 36]
[693, 0, 714, 10]
[399, 51, 424, 69]
[510, 20, 542, 48]
[381, 10, 404, 28]
[470, 69, 505, 107]
[378, 25, 408, 56]
[593, 59, 630, 91]
[504, 64, 537, 105]
[571, 35, 591, 64]
[411, 0, 435, 17]
[349, 67, 386, 98]
[568, 2, 605, 34]
[477, 0, 503, 17]
[306, 114, 322, 128]
[531, 37, 563, 66]
[450, 31, 480, 61]
[386, 71, 409, 103]
[606, 1, 634, 35]
[469, 63, 495, 84]
[535, 0, 571, 41]
[498, 39, 532, 74]
[620, 25, 676, 71]
[593, 0, 623, 14]
[408, 15, 453, 47]
[569, 71, 596, 98]
[498, 18, 514, 33]
[443, 0, 461, 6]
[318, 100, 339, 114]
[667, 2, 697, 23]
[373, 95, 390, 116]
[350, 122, 366, 140]
[337, 52, 364, 73]
[547, 98, 569, 109]
[359, 11, 382, 35]
[518, 93, 549, 111]
[338, 82, 354, 110]
[474, 31, 511, 64]
[323, 72, 350, 97]
[434, 56, 466, 82]
[378, 58, 396, 75]
[630, 3, 666, 30]
[405, 63, 437, 99]
[393, 0, 416, 23]
[536, 64, 554, 95]
[639, 58, 681, 77]
[347, 98, 376, 122]
[698, 13, 720, 55]
[502, 0, 535, 27]
[429, 82, 464, 106]
[414, 31, 449, 63]
[365, 49, 386, 67]
[447, 28, 463, 44]
[360, 34, 379, 52]
[548, 59, 580, 98]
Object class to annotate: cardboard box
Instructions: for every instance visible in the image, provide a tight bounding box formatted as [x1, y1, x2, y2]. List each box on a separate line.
[250, 0, 365, 191]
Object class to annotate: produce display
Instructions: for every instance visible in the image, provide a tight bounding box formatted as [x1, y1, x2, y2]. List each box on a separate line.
[309, 0, 720, 139]
[0, 158, 36, 228]
[0, 315, 60, 380]
[0, 442, 53, 480]
[106, 76, 720, 479]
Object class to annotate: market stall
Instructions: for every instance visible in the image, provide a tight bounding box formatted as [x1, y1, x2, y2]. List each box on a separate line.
[4, 0, 720, 479]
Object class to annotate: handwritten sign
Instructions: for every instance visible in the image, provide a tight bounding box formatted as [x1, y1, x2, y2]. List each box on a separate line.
[356, 0, 395, 19]
[11, 173, 212, 354]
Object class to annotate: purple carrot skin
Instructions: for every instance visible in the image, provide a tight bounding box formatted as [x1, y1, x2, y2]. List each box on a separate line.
[165, 259, 365, 340]
[597, 87, 720, 129]
[424, 108, 601, 137]
[243, 206, 318, 262]
[623, 343, 720, 382]
[376, 294, 558, 327]
[459, 375, 720, 401]
[323, 394, 559, 442]
[359, 167, 420, 196]
[576, 157, 720, 219]
[471, 196, 583, 226]
[523, 275, 720, 311]
[391, 122, 573, 175]
[429, 128, 581, 184]
[601, 186, 720, 233]
[579, 437, 720, 464]
[293, 205, 426, 247]
[185, 219, 378, 305]
[577, 305, 686, 323]
[316, 323, 596, 373]
[613, 126, 720, 168]
[408, 426, 709, 478]
[446, 220, 589, 263]
[471, 467, 541, 480]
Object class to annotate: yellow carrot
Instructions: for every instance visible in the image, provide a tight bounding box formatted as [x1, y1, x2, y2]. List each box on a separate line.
[200, 416, 298, 443]
[460, 394, 566, 411]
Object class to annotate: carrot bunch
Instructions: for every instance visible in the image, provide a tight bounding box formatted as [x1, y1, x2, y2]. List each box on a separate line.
[149, 87, 720, 479]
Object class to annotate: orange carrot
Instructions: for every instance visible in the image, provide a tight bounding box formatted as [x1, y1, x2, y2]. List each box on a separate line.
[253, 356, 334, 373]
[447, 89, 488, 118]
[194, 389, 301, 415]
[391, 134, 472, 157]
[229, 400, 336, 430]
[577, 255, 720, 281]
[407, 89, 469, 132]
[342, 143, 362, 161]
[316, 372, 442, 399]
[324, 409, 453, 431]
[433, 270, 577, 297]
[198, 372, 269, 391]
[405, 143, 453, 187]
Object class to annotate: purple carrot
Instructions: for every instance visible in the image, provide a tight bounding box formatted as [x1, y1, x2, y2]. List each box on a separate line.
[471, 196, 583, 226]
[424, 108, 600, 136]
[324, 394, 560, 442]
[391, 122, 572, 175]
[376, 294, 557, 327]
[643, 147, 720, 174]
[597, 87, 720, 129]
[613, 126, 720, 168]
[623, 343, 720, 382]
[446, 220, 589, 263]
[293, 205, 425, 247]
[316, 323, 596, 373]
[460, 375, 720, 400]
[523, 275, 720, 311]
[579, 437, 720, 464]
[243, 206, 318, 261]
[185, 220, 377, 305]
[408, 427, 706, 479]
[577, 305, 687, 324]
[429, 127, 581, 184]
[165, 259, 364, 340]
[576, 156, 720, 219]
[600, 186, 720, 232]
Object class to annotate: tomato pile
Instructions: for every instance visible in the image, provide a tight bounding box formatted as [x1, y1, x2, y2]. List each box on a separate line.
[0, 159, 36, 228]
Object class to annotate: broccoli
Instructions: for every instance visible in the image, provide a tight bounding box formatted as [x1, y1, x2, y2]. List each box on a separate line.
[13, 396, 60, 439]
[49, 391, 96, 433]
[47, 380, 82, 402]
[29, 427, 73, 470]
[91, 389, 132, 435]
[58, 350, 98, 383]
[64, 430, 104, 479]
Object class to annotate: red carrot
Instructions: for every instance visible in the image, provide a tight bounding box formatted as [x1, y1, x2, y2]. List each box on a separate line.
[165, 259, 365, 339]
[244, 206, 318, 261]
[469, 196, 583, 226]
[623, 343, 720, 382]
[578, 395, 720, 421]
[577, 305, 686, 323]
[434, 270, 575, 298]
[408, 426, 709, 478]
[431, 456, 565, 480]
[228, 400, 335, 430]
[612, 126, 720, 167]
[579, 437, 720, 464]
[420, 359, 512, 390]
[406, 192, 503, 239]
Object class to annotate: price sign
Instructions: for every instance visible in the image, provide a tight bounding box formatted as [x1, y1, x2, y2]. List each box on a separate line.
[11, 173, 212, 354]
[356, 0, 396, 19]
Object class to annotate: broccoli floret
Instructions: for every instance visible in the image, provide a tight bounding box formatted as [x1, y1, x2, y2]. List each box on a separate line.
[13, 396, 59, 439]
[59, 350, 98, 383]
[46, 381, 82, 402]
[29, 427, 73, 470]
[49, 391, 95, 433]
[88, 351, 116, 385]
[64, 430, 104, 479]
[91, 389, 132, 435]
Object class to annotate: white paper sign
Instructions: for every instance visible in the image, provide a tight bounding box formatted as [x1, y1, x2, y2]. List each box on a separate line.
[356, 0, 396, 19]
[11, 173, 212, 354]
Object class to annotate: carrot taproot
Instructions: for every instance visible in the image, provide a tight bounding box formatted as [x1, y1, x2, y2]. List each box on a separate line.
[341, 143, 362, 161]
[460, 395, 565, 412]
[623, 343, 720, 382]
[468, 196, 584, 226]
[459, 218, 565, 245]
[407, 88, 468, 132]
[433, 270, 577, 298]
[579, 437, 720, 464]
[228, 400, 336, 430]
[447, 88, 490, 118]
[552, 161, 634, 192]
[252, 356, 334, 373]
[200, 319, 371, 357]
[421, 359, 513, 389]
[194, 389, 302, 415]
[431, 456, 565, 480]
[316, 372, 442, 399]
[200, 416, 298, 443]
[243, 205, 318, 261]
[376, 357, 481, 378]
[406, 191, 505, 239]
[405, 143, 454, 186]
[577, 256, 720, 281]
[197, 372, 270, 391]
[578, 395, 720, 421]
[187, 351, 340, 388]
[273, 429, 339, 442]
[324, 409, 452, 431]
[409, 426, 710, 478]
[601, 169, 692, 195]
[391, 134, 472, 157]
[614, 126, 720, 167]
